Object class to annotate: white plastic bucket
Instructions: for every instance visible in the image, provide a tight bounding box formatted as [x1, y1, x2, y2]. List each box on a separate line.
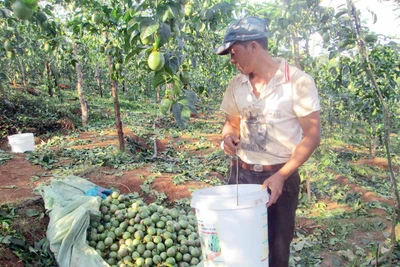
[191, 184, 269, 267]
[7, 133, 35, 153]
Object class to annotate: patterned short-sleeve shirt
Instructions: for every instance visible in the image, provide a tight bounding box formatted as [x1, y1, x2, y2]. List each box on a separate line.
[220, 58, 320, 165]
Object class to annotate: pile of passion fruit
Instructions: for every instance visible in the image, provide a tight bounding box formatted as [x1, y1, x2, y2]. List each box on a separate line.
[87, 191, 202, 267]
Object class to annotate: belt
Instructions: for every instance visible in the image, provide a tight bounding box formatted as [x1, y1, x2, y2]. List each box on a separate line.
[232, 158, 285, 172]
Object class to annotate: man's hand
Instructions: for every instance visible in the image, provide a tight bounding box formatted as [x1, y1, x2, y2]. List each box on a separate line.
[262, 173, 286, 207]
[222, 115, 240, 156]
[223, 135, 240, 156]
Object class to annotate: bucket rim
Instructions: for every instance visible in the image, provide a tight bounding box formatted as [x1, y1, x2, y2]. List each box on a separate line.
[190, 184, 269, 210]
[191, 184, 267, 199]
[8, 133, 34, 139]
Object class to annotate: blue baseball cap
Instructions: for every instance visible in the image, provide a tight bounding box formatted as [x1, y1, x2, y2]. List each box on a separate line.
[214, 17, 270, 55]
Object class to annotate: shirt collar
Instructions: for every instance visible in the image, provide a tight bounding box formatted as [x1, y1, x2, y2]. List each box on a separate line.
[239, 57, 290, 85]
[274, 58, 291, 85]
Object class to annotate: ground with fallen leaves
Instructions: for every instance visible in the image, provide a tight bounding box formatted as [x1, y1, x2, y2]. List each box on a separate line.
[0, 124, 398, 267]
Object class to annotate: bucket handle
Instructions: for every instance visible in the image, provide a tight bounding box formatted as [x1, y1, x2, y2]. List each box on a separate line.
[234, 145, 239, 206]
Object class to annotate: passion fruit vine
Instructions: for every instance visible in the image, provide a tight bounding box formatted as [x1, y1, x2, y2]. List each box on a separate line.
[86, 191, 203, 267]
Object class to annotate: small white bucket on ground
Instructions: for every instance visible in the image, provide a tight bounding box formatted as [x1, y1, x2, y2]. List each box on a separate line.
[7, 133, 35, 153]
[191, 184, 269, 267]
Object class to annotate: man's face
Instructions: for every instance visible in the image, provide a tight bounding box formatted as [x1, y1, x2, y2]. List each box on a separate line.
[228, 42, 254, 75]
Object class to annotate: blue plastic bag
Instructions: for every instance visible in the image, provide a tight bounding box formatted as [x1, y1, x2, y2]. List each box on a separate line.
[84, 186, 112, 199]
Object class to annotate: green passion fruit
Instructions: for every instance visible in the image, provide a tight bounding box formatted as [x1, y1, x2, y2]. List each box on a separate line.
[22, 0, 38, 9]
[148, 51, 165, 71]
[4, 41, 13, 52]
[12, 0, 34, 20]
[160, 98, 173, 115]
[92, 13, 102, 24]
[180, 71, 190, 85]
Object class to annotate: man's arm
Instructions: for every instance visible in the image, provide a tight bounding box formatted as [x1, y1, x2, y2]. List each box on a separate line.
[222, 115, 241, 156]
[262, 110, 321, 207]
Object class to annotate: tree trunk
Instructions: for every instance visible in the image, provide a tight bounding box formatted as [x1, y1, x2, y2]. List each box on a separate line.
[95, 67, 103, 98]
[346, 1, 399, 264]
[73, 43, 88, 126]
[45, 61, 53, 97]
[369, 131, 376, 157]
[51, 64, 59, 92]
[107, 54, 125, 151]
[291, 33, 301, 69]
[19, 59, 26, 87]
[306, 169, 311, 202]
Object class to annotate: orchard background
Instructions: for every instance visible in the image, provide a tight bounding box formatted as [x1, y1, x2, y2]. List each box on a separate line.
[0, 0, 399, 266]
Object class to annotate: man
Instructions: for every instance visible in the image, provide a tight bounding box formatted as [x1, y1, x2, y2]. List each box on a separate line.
[215, 17, 321, 266]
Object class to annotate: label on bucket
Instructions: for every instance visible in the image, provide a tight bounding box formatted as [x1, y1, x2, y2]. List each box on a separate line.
[261, 211, 269, 262]
[197, 219, 224, 266]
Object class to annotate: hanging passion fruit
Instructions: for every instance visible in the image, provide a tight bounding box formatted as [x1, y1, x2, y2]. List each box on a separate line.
[12, 0, 34, 20]
[147, 51, 165, 71]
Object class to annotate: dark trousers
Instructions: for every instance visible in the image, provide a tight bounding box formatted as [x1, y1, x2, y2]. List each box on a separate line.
[227, 165, 300, 267]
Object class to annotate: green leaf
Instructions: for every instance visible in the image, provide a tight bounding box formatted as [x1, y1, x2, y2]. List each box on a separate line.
[123, 9, 132, 22]
[172, 99, 191, 129]
[342, 66, 350, 75]
[157, 2, 179, 21]
[25, 209, 40, 217]
[0, 235, 12, 244]
[129, 30, 140, 46]
[172, 102, 186, 129]
[0, 9, 8, 18]
[204, 9, 214, 20]
[0, 72, 7, 81]
[152, 71, 173, 88]
[125, 50, 137, 64]
[70, 59, 78, 68]
[43, 7, 53, 16]
[372, 12, 377, 24]
[157, 22, 171, 47]
[140, 18, 159, 40]
[164, 52, 180, 74]
[125, 0, 133, 8]
[127, 17, 139, 31]
[180, 105, 191, 126]
[29, 246, 38, 253]
[111, 6, 122, 21]
[329, 67, 338, 77]
[218, 2, 234, 15]
[196, 85, 207, 95]
[82, 22, 91, 30]
[9, 236, 25, 247]
[328, 51, 337, 60]
[335, 10, 347, 18]
[183, 89, 198, 104]
[182, 93, 199, 116]
[124, 33, 131, 53]
[156, 5, 170, 22]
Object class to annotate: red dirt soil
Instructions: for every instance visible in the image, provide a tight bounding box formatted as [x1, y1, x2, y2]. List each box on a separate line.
[0, 152, 52, 204]
[0, 126, 222, 204]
